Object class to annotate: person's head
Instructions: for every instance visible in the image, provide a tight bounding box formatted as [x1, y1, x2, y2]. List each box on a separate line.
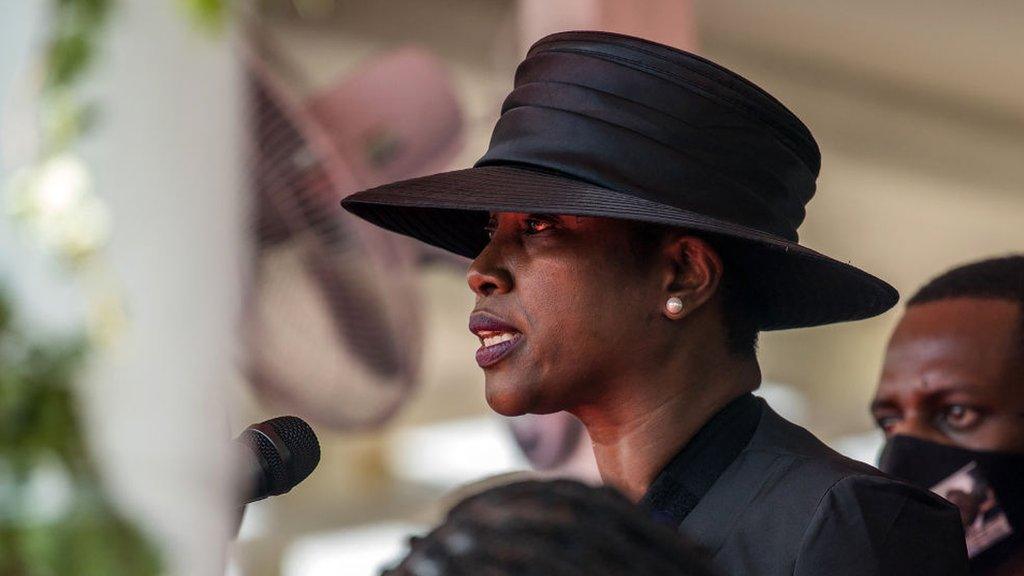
[382, 479, 718, 576]
[344, 31, 899, 420]
[872, 255, 1024, 452]
[466, 214, 760, 416]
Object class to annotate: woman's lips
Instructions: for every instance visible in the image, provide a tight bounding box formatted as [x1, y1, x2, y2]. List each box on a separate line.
[469, 313, 523, 368]
[474, 332, 523, 368]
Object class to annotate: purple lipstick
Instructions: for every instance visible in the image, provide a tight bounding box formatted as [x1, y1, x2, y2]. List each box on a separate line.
[469, 313, 523, 368]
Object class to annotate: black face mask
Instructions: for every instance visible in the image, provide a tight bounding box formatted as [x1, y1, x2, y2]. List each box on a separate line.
[879, 435, 1024, 569]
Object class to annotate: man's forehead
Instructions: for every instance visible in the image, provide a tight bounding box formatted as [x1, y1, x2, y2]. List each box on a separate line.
[893, 298, 1020, 346]
[880, 298, 1022, 389]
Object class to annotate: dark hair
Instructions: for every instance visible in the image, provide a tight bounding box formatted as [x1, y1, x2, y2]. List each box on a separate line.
[907, 255, 1024, 353]
[909, 255, 1024, 307]
[629, 223, 760, 357]
[382, 479, 718, 576]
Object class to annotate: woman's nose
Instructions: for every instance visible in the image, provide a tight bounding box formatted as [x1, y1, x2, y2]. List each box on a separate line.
[467, 243, 513, 297]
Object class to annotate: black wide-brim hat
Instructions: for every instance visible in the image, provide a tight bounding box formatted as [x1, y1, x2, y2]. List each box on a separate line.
[342, 31, 898, 330]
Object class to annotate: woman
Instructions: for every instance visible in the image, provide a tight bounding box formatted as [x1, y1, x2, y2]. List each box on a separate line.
[344, 31, 966, 576]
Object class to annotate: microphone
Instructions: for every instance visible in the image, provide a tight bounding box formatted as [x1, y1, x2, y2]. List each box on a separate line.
[235, 415, 321, 504]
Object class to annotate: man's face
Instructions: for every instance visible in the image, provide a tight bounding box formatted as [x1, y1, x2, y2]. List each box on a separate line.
[466, 213, 666, 417]
[872, 298, 1024, 452]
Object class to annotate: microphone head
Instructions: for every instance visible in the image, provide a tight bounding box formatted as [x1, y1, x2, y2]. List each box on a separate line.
[268, 415, 321, 484]
[240, 415, 321, 497]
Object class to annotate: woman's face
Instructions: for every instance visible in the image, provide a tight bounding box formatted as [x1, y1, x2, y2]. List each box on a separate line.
[466, 213, 666, 416]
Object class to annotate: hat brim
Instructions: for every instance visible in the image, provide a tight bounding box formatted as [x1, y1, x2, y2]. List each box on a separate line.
[342, 165, 897, 330]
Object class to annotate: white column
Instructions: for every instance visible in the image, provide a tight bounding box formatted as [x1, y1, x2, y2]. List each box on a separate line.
[82, 2, 244, 575]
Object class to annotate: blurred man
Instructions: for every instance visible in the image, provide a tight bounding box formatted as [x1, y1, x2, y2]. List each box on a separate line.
[873, 255, 1024, 575]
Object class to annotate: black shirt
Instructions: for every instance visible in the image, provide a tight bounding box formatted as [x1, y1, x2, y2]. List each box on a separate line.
[640, 395, 968, 576]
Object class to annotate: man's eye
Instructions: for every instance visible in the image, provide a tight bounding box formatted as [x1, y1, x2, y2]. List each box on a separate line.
[523, 218, 553, 234]
[484, 219, 497, 238]
[875, 415, 900, 434]
[939, 405, 980, 431]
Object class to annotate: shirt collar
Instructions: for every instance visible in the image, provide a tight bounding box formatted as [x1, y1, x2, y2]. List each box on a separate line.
[641, 392, 764, 526]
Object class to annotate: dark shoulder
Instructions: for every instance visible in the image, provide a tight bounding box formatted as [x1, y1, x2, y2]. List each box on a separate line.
[797, 472, 968, 575]
[682, 402, 967, 575]
[748, 402, 962, 536]
[745, 401, 955, 518]
[747, 401, 883, 481]
[724, 403, 966, 573]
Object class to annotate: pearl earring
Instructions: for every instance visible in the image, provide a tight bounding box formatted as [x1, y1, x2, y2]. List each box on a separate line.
[665, 296, 684, 316]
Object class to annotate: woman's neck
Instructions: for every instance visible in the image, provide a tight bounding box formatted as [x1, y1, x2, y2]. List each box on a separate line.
[572, 346, 761, 502]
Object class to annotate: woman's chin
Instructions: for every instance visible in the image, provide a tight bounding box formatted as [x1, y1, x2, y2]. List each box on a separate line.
[484, 391, 528, 416]
[484, 378, 538, 417]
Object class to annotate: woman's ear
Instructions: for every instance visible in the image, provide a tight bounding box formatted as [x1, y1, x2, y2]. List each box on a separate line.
[661, 234, 723, 319]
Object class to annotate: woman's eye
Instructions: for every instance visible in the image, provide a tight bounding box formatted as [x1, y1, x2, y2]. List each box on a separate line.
[484, 219, 497, 238]
[939, 405, 980, 431]
[523, 218, 553, 234]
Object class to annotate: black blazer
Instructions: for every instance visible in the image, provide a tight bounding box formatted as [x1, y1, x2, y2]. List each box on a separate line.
[656, 398, 969, 575]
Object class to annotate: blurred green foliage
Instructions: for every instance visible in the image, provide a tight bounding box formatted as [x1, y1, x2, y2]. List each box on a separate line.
[32, 0, 112, 162]
[1, 1, 242, 573]
[179, 0, 232, 31]
[45, 0, 113, 90]
[0, 286, 162, 575]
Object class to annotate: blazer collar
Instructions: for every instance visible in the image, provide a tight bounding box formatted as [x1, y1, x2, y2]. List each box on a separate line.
[677, 401, 799, 555]
[641, 393, 763, 527]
